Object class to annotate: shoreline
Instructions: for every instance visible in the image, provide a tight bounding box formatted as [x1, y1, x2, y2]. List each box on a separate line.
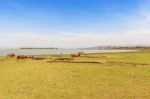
[0, 49, 138, 56]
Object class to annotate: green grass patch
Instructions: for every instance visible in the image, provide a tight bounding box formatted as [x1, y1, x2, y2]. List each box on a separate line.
[0, 52, 150, 99]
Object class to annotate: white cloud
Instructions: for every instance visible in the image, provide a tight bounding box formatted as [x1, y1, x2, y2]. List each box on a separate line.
[0, 30, 150, 48]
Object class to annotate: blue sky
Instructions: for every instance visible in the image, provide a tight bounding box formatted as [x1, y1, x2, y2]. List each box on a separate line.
[0, 0, 150, 48]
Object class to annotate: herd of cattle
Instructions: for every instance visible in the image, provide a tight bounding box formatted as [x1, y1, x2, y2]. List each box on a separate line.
[6, 52, 83, 60]
[7, 53, 34, 60]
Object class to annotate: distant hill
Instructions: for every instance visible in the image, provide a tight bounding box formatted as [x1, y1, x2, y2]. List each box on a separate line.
[81, 46, 150, 50]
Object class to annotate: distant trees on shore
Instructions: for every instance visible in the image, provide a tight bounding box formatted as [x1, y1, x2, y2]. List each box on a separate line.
[20, 47, 58, 49]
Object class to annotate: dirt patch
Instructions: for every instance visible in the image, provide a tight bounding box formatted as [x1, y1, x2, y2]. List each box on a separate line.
[47, 60, 106, 64]
[109, 62, 150, 66]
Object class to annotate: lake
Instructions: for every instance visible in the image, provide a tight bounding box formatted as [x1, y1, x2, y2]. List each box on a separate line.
[0, 49, 136, 56]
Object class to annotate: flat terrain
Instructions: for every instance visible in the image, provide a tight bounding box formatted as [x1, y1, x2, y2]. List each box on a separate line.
[0, 51, 150, 99]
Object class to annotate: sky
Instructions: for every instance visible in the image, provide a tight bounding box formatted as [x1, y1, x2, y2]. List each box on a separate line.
[0, 0, 150, 48]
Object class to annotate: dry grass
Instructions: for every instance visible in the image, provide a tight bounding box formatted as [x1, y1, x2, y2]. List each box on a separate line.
[0, 51, 150, 99]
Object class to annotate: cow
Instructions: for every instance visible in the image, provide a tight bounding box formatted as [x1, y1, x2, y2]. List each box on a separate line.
[71, 53, 81, 58]
[6, 53, 15, 59]
[16, 55, 34, 60]
[16, 55, 27, 60]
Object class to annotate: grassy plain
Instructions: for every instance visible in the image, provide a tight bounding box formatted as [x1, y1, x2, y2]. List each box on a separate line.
[0, 50, 150, 99]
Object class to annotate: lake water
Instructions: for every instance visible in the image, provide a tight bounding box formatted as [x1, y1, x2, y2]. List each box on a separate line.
[0, 49, 136, 56]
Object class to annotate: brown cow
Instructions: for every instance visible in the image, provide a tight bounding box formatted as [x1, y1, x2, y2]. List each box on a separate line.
[71, 53, 81, 58]
[16, 55, 27, 60]
[16, 55, 34, 60]
[6, 53, 15, 58]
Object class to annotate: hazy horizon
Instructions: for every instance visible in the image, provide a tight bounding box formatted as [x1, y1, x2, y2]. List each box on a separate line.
[0, 0, 150, 48]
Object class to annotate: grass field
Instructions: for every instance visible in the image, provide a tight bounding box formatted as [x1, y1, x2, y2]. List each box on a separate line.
[0, 51, 150, 99]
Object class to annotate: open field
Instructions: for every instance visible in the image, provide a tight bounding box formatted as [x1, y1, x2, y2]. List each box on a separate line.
[0, 51, 150, 99]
